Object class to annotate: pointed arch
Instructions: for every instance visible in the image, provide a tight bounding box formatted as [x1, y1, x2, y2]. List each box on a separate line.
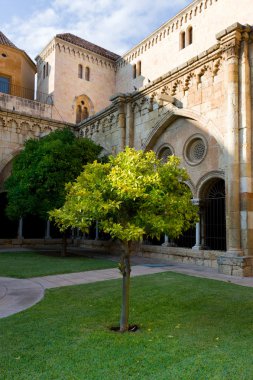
[141, 108, 224, 152]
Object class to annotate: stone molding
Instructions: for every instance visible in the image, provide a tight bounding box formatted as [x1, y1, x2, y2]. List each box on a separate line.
[141, 108, 223, 152]
[55, 40, 116, 71]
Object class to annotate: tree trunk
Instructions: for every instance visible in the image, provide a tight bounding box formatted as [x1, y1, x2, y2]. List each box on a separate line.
[61, 231, 67, 257]
[119, 241, 131, 332]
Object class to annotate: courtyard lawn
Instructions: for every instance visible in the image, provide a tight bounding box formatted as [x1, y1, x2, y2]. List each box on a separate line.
[1, 272, 253, 379]
[0, 251, 116, 278]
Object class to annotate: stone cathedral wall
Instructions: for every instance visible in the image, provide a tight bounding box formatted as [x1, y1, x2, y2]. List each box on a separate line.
[116, 0, 253, 93]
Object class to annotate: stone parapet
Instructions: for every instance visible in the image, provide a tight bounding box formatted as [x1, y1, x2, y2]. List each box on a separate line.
[217, 256, 253, 277]
[0, 93, 53, 119]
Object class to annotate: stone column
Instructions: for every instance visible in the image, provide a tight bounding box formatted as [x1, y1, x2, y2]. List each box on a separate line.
[126, 101, 134, 147]
[192, 222, 201, 250]
[45, 220, 51, 239]
[95, 220, 99, 240]
[110, 94, 126, 152]
[239, 28, 253, 255]
[18, 217, 23, 239]
[192, 199, 203, 250]
[162, 234, 170, 246]
[219, 27, 242, 256]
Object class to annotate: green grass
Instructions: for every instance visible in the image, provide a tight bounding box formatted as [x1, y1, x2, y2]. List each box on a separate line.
[0, 251, 116, 278]
[1, 272, 253, 379]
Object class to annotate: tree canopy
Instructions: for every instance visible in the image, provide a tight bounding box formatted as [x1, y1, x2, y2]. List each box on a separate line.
[5, 128, 102, 220]
[50, 147, 199, 332]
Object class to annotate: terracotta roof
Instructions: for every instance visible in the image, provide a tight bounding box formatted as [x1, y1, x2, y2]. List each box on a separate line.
[56, 33, 120, 61]
[0, 31, 17, 48]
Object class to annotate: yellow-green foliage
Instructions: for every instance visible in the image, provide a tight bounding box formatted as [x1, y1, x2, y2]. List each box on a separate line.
[50, 147, 198, 242]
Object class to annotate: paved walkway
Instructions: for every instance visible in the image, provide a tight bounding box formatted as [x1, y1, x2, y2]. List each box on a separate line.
[0, 277, 44, 318]
[2, 255, 253, 319]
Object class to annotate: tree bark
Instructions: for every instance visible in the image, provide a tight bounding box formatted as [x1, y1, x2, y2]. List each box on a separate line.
[120, 241, 131, 332]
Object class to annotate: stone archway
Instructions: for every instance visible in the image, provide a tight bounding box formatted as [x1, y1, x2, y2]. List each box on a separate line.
[142, 107, 224, 153]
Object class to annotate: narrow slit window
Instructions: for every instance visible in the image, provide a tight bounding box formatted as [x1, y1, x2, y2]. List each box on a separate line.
[137, 61, 141, 76]
[188, 26, 193, 45]
[180, 31, 186, 50]
[78, 64, 83, 79]
[85, 66, 90, 81]
[133, 64, 136, 79]
[76, 105, 82, 123]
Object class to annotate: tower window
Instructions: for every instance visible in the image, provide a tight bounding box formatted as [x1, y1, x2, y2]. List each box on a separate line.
[180, 31, 186, 50]
[187, 26, 193, 45]
[136, 61, 141, 76]
[78, 64, 83, 79]
[180, 27, 193, 50]
[133, 64, 136, 79]
[85, 67, 90, 81]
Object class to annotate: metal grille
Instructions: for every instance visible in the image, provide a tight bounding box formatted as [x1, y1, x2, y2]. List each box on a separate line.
[204, 179, 226, 251]
[190, 140, 205, 161]
[0, 81, 52, 104]
[173, 226, 196, 248]
[186, 138, 206, 163]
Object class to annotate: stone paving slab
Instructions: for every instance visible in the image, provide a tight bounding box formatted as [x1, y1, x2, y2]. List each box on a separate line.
[0, 277, 44, 318]
[31, 266, 173, 289]
[0, 285, 7, 300]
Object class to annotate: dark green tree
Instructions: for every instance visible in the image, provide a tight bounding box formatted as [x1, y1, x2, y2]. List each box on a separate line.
[5, 128, 102, 248]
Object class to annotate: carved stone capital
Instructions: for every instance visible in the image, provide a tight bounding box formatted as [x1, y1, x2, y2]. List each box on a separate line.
[221, 38, 240, 61]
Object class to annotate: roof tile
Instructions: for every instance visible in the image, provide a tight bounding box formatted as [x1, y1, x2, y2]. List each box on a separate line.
[56, 33, 120, 61]
[0, 31, 17, 48]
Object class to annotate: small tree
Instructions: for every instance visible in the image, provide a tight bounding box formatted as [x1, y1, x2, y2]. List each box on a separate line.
[50, 147, 198, 331]
[5, 128, 102, 252]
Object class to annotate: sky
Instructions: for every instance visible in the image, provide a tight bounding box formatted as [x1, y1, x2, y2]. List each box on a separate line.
[1, 0, 193, 61]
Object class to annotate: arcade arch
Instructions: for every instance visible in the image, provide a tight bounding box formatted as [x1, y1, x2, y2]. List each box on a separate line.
[196, 173, 226, 251]
[145, 110, 225, 252]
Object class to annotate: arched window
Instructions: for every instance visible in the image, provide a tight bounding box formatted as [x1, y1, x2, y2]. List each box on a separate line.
[133, 64, 136, 79]
[78, 64, 83, 79]
[187, 26, 193, 45]
[46, 62, 49, 77]
[158, 146, 173, 162]
[75, 95, 94, 123]
[76, 105, 82, 123]
[81, 106, 89, 120]
[136, 61, 141, 76]
[76, 102, 89, 123]
[85, 67, 90, 81]
[180, 31, 186, 50]
[43, 65, 46, 79]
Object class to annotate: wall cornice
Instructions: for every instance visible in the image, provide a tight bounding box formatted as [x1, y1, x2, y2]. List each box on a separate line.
[117, 0, 220, 67]
[54, 38, 117, 71]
